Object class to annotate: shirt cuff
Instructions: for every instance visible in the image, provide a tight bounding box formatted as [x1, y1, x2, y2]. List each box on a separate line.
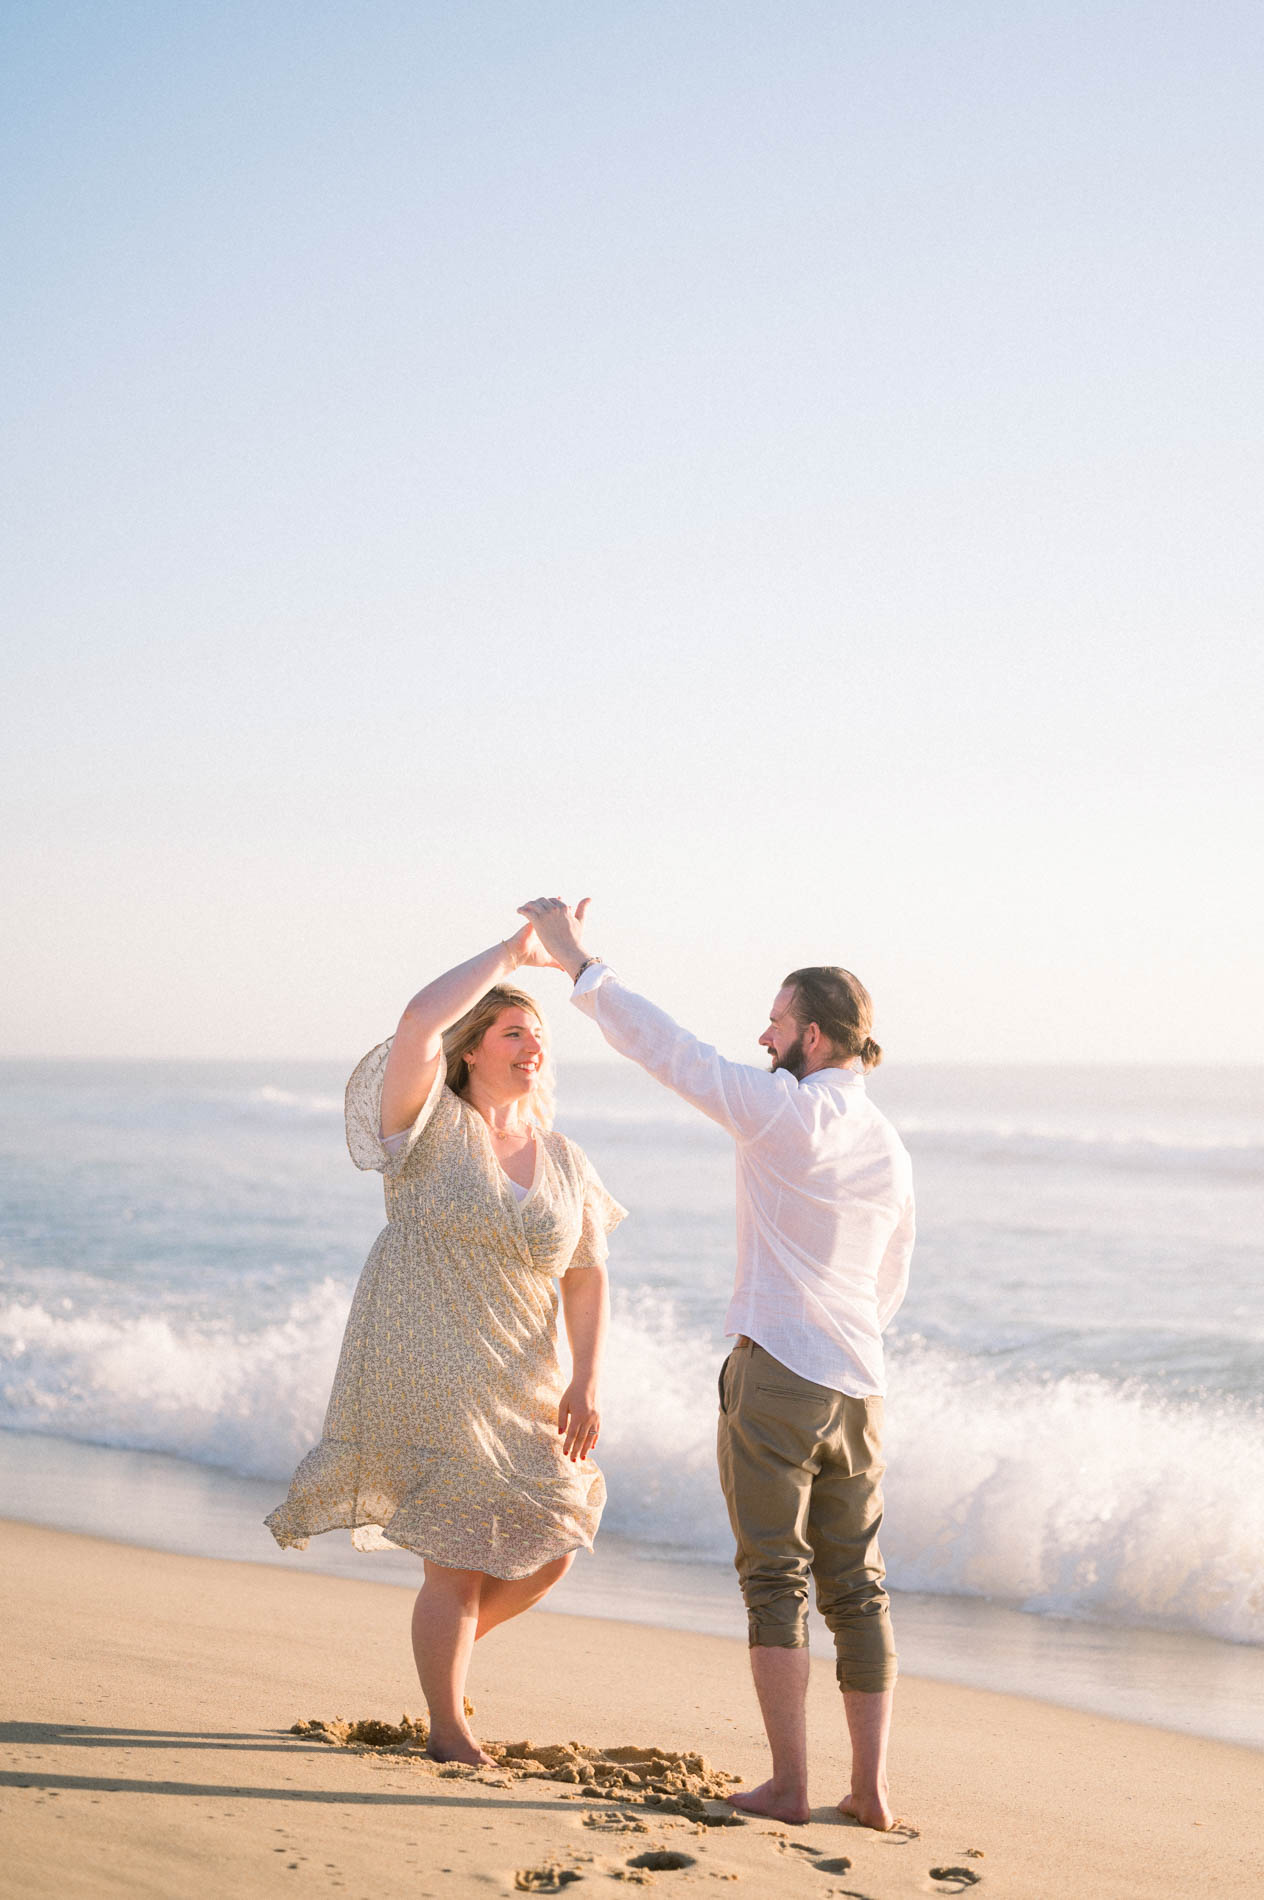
[571, 960, 612, 999]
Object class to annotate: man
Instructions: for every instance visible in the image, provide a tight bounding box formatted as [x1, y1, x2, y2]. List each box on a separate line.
[518, 898, 914, 1830]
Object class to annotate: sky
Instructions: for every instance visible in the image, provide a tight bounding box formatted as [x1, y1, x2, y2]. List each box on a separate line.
[2, 2, 1261, 1065]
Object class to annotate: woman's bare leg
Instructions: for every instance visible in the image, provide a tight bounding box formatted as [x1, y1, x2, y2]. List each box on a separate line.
[412, 1555, 575, 1760]
[475, 1553, 573, 1638]
[411, 1562, 491, 1764]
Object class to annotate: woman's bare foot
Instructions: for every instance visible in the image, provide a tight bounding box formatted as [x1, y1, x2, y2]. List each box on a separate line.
[837, 1789, 895, 1831]
[426, 1726, 494, 1767]
[726, 1779, 811, 1825]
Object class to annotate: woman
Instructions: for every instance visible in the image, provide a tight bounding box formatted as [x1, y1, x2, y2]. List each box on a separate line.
[266, 922, 625, 1764]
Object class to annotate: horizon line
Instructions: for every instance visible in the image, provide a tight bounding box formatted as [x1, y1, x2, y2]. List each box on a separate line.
[2, 1054, 1263, 1072]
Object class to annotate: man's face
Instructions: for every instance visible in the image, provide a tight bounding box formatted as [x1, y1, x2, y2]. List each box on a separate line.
[759, 986, 809, 1078]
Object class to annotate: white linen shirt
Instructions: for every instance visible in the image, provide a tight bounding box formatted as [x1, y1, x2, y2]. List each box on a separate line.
[571, 964, 914, 1397]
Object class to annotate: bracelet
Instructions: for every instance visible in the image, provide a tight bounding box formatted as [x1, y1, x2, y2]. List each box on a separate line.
[572, 955, 603, 984]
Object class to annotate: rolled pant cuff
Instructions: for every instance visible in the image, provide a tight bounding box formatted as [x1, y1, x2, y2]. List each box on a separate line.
[746, 1614, 809, 1649]
[835, 1657, 899, 1694]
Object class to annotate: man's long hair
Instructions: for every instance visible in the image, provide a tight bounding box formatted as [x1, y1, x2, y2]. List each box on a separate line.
[783, 966, 883, 1070]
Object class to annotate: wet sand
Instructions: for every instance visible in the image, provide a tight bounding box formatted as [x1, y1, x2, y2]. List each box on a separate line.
[2, 1518, 1261, 1899]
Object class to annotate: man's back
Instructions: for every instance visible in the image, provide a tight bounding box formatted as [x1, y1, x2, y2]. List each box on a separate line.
[571, 967, 914, 1395]
[729, 1064, 913, 1393]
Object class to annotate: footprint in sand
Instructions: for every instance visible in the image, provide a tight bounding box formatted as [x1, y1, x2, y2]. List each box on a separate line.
[581, 1810, 649, 1835]
[626, 1850, 698, 1871]
[814, 1858, 854, 1875]
[513, 1867, 583, 1893]
[929, 1869, 982, 1893]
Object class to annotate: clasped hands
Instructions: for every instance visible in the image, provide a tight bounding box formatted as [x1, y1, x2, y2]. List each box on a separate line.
[506, 897, 593, 981]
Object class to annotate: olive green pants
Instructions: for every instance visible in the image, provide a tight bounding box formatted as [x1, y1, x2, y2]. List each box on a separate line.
[716, 1337, 897, 1694]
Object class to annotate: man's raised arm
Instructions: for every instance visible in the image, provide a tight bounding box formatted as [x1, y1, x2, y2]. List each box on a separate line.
[518, 898, 787, 1143]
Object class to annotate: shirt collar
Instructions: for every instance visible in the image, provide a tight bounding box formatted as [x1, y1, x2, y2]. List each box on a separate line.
[801, 1064, 866, 1090]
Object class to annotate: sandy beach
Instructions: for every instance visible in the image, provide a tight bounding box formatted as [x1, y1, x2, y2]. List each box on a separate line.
[2, 1519, 1261, 1899]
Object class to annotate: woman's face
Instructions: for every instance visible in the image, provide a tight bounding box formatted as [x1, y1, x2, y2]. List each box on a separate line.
[466, 1007, 544, 1101]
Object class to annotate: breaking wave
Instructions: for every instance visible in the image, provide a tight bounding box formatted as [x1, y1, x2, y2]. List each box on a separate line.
[4, 1287, 1262, 1648]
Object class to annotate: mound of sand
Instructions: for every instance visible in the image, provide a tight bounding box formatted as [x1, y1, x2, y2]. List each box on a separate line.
[290, 1715, 741, 1822]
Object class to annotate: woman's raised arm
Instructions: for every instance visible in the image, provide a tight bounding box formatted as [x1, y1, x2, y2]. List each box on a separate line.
[379, 924, 555, 1137]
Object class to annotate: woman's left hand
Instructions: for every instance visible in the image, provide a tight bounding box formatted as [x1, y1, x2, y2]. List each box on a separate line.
[504, 921, 563, 971]
[557, 1382, 600, 1462]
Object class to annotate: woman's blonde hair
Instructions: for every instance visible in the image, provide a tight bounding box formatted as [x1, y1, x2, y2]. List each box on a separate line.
[442, 985, 556, 1131]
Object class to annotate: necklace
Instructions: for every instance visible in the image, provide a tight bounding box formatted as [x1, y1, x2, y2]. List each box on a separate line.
[462, 1089, 531, 1142]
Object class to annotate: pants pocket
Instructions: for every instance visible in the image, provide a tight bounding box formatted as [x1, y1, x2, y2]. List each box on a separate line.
[717, 1352, 733, 1416]
[755, 1383, 828, 1403]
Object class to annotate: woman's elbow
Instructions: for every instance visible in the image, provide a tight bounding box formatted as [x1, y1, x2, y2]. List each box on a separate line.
[562, 1259, 608, 1296]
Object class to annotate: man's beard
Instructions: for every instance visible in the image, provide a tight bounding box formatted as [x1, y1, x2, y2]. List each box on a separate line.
[769, 1033, 808, 1080]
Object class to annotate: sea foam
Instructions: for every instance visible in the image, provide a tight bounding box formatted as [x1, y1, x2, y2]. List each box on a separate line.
[3, 1286, 1262, 1648]
[0, 1284, 349, 1478]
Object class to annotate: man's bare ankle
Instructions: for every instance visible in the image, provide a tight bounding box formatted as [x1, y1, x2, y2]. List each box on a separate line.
[727, 1777, 810, 1823]
[838, 1788, 895, 1831]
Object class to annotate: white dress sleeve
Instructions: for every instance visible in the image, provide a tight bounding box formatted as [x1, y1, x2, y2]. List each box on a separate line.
[564, 1155, 628, 1274]
[344, 1040, 449, 1174]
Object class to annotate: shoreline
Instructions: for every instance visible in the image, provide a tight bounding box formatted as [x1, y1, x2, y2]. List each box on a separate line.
[4, 1518, 1264, 1900]
[3, 1426, 1264, 1752]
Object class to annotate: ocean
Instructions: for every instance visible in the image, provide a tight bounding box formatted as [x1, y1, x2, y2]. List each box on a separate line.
[2, 1055, 1262, 1747]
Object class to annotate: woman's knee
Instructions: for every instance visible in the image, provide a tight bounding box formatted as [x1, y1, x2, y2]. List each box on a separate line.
[420, 1561, 484, 1606]
[533, 1552, 575, 1594]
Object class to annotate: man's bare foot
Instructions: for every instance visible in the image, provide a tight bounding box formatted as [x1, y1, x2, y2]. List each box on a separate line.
[726, 1780, 811, 1825]
[837, 1789, 895, 1831]
[426, 1727, 494, 1767]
